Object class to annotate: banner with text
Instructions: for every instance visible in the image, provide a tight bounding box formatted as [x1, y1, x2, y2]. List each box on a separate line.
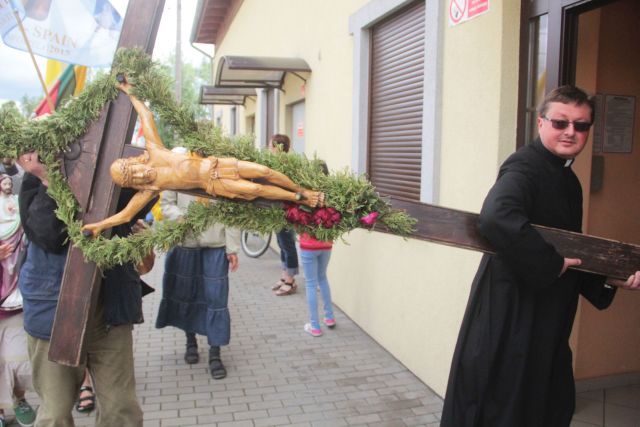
[0, 0, 123, 67]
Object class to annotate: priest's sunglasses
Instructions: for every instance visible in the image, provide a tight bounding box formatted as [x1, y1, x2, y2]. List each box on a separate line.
[542, 116, 592, 133]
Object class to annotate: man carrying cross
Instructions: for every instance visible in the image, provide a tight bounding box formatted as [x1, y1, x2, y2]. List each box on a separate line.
[17, 149, 153, 427]
[441, 86, 640, 427]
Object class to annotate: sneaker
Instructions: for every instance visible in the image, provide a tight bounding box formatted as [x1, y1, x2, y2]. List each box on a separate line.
[304, 323, 322, 337]
[323, 318, 336, 329]
[14, 399, 36, 427]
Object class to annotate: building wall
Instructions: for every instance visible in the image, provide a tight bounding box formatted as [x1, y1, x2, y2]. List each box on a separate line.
[213, 0, 522, 396]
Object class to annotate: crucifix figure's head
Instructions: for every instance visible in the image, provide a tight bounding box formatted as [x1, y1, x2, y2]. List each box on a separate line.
[110, 151, 157, 189]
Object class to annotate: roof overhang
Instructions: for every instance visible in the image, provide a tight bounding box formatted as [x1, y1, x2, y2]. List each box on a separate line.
[199, 86, 256, 105]
[215, 55, 311, 89]
[190, 0, 237, 45]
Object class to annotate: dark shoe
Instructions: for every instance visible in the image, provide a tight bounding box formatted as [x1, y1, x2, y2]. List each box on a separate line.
[184, 332, 199, 364]
[75, 386, 96, 414]
[209, 346, 227, 379]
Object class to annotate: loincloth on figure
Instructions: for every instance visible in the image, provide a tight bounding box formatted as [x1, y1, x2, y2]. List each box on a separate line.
[205, 157, 249, 198]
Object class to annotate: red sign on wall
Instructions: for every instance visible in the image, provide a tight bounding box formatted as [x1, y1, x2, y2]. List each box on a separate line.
[449, 0, 489, 26]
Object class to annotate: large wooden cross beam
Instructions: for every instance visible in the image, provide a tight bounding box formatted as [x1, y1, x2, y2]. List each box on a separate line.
[48, 0, 166, 366]
[390, 199, 640, 281]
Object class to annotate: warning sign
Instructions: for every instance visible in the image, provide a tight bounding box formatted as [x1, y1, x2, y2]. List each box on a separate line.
[449, 0, 489, 26]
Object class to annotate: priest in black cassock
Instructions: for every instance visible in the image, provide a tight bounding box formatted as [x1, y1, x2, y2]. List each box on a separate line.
[441, 85, 640, 427]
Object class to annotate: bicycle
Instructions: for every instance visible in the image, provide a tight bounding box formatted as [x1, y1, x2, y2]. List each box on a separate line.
[240, 230, 272, 258]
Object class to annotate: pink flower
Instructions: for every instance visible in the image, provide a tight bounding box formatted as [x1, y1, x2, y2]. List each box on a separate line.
[359, 211, 379, 226]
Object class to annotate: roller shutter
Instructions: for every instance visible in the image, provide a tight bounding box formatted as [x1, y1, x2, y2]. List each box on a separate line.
[369, 1, 425, 201]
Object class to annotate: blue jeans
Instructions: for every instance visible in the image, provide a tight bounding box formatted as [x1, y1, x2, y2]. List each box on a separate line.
[300, 249, 334, 330]
[276, 230, 299, 276]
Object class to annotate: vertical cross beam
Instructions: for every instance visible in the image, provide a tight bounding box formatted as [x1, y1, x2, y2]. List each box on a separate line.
[48, 0, 166, 366]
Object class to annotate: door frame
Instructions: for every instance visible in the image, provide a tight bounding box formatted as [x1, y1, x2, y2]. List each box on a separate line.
[517, 0, 619, 147]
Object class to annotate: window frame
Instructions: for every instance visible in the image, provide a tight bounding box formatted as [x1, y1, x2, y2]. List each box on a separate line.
[350, 0, 442, 204]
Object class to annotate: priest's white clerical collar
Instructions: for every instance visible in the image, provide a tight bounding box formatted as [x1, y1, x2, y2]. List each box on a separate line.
[564, 159, 574, 167]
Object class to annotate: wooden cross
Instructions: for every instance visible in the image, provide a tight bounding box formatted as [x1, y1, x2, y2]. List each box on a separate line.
[48, 0, 166, 366]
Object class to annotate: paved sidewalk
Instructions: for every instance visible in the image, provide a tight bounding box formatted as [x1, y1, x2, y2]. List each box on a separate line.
[49, 249, 443, 426]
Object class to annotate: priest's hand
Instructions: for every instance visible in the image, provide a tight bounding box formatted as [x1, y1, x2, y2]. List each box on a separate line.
[607, 271, 640, 290]
[560, 257, 582, 276]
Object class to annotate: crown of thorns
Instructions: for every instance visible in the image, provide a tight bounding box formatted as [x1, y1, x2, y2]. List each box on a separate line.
[115, 152, 149, 187]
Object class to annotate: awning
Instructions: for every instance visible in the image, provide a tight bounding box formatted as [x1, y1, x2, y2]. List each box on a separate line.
[215, 56, 311, 89]
[199, 86, 256, 105]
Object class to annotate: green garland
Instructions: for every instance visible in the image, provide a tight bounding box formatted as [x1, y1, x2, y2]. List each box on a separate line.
[0, 47, 416, 269]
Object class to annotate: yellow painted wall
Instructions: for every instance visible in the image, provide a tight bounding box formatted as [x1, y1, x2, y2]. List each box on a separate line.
[213, 0, 521, 396]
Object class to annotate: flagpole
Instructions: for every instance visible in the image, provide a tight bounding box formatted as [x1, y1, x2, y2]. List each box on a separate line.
[10, 6, 55, 112]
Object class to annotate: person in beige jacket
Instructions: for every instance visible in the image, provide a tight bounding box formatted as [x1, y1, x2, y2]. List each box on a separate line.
[155, 186, 241, 379]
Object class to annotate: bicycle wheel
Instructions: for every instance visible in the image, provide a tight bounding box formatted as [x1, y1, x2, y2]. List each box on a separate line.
[241, 230, 272, 258]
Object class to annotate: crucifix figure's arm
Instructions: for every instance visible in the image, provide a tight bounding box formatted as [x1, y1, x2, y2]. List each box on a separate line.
[81, 189, 158, 237]
[116, 74, 167, 151]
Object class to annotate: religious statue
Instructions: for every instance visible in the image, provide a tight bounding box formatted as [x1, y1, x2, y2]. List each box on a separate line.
[82, 76, 325, 237]
[0, 174, 25, 312]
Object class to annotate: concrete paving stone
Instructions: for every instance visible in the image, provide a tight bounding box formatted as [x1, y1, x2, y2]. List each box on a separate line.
[275, 383, 309, 393]
[137, 387, 162, 397]
[345, 412, 382, 424]
[267, 405, 304, 417]
[233, 408, 270, 420]
[345, 390, 379, 400]
[147, 380, 178, 390]
[161, 400, 196, 410]
[412, 401, 443, 415]
[178, 391, 214, 401]
[377, 386, 409, 396]
[334, 399, 368, 410]
[145, 395, 180, 405]
[214, 403, 250, 414]
[301, 402, 336, 413]
[227, 395, 262, 408]
[253, 415, 292, 426]
[403, 413, 440, 426]
[227, 380, 257, 391]
[142, 409, 178, 420]
[386, 397, 424, 410]
[250, 399, 285, 411]
[140, 403, 161, 412]
[263, 391, 296, 402]
[163, 416, 198, 426]
[180, 406, 216, 417]
[215, 419, 255, 427]
[256, 378, 290, 387]
[368, 421, 408, 427]
[208, 389, 245, 399]
[336, 376, 370, 387]
[310, 418, 349, 427]
[288, 410, 329, 424]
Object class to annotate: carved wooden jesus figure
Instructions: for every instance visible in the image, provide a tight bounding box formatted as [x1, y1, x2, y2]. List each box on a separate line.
[82, 76, 324, 237]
